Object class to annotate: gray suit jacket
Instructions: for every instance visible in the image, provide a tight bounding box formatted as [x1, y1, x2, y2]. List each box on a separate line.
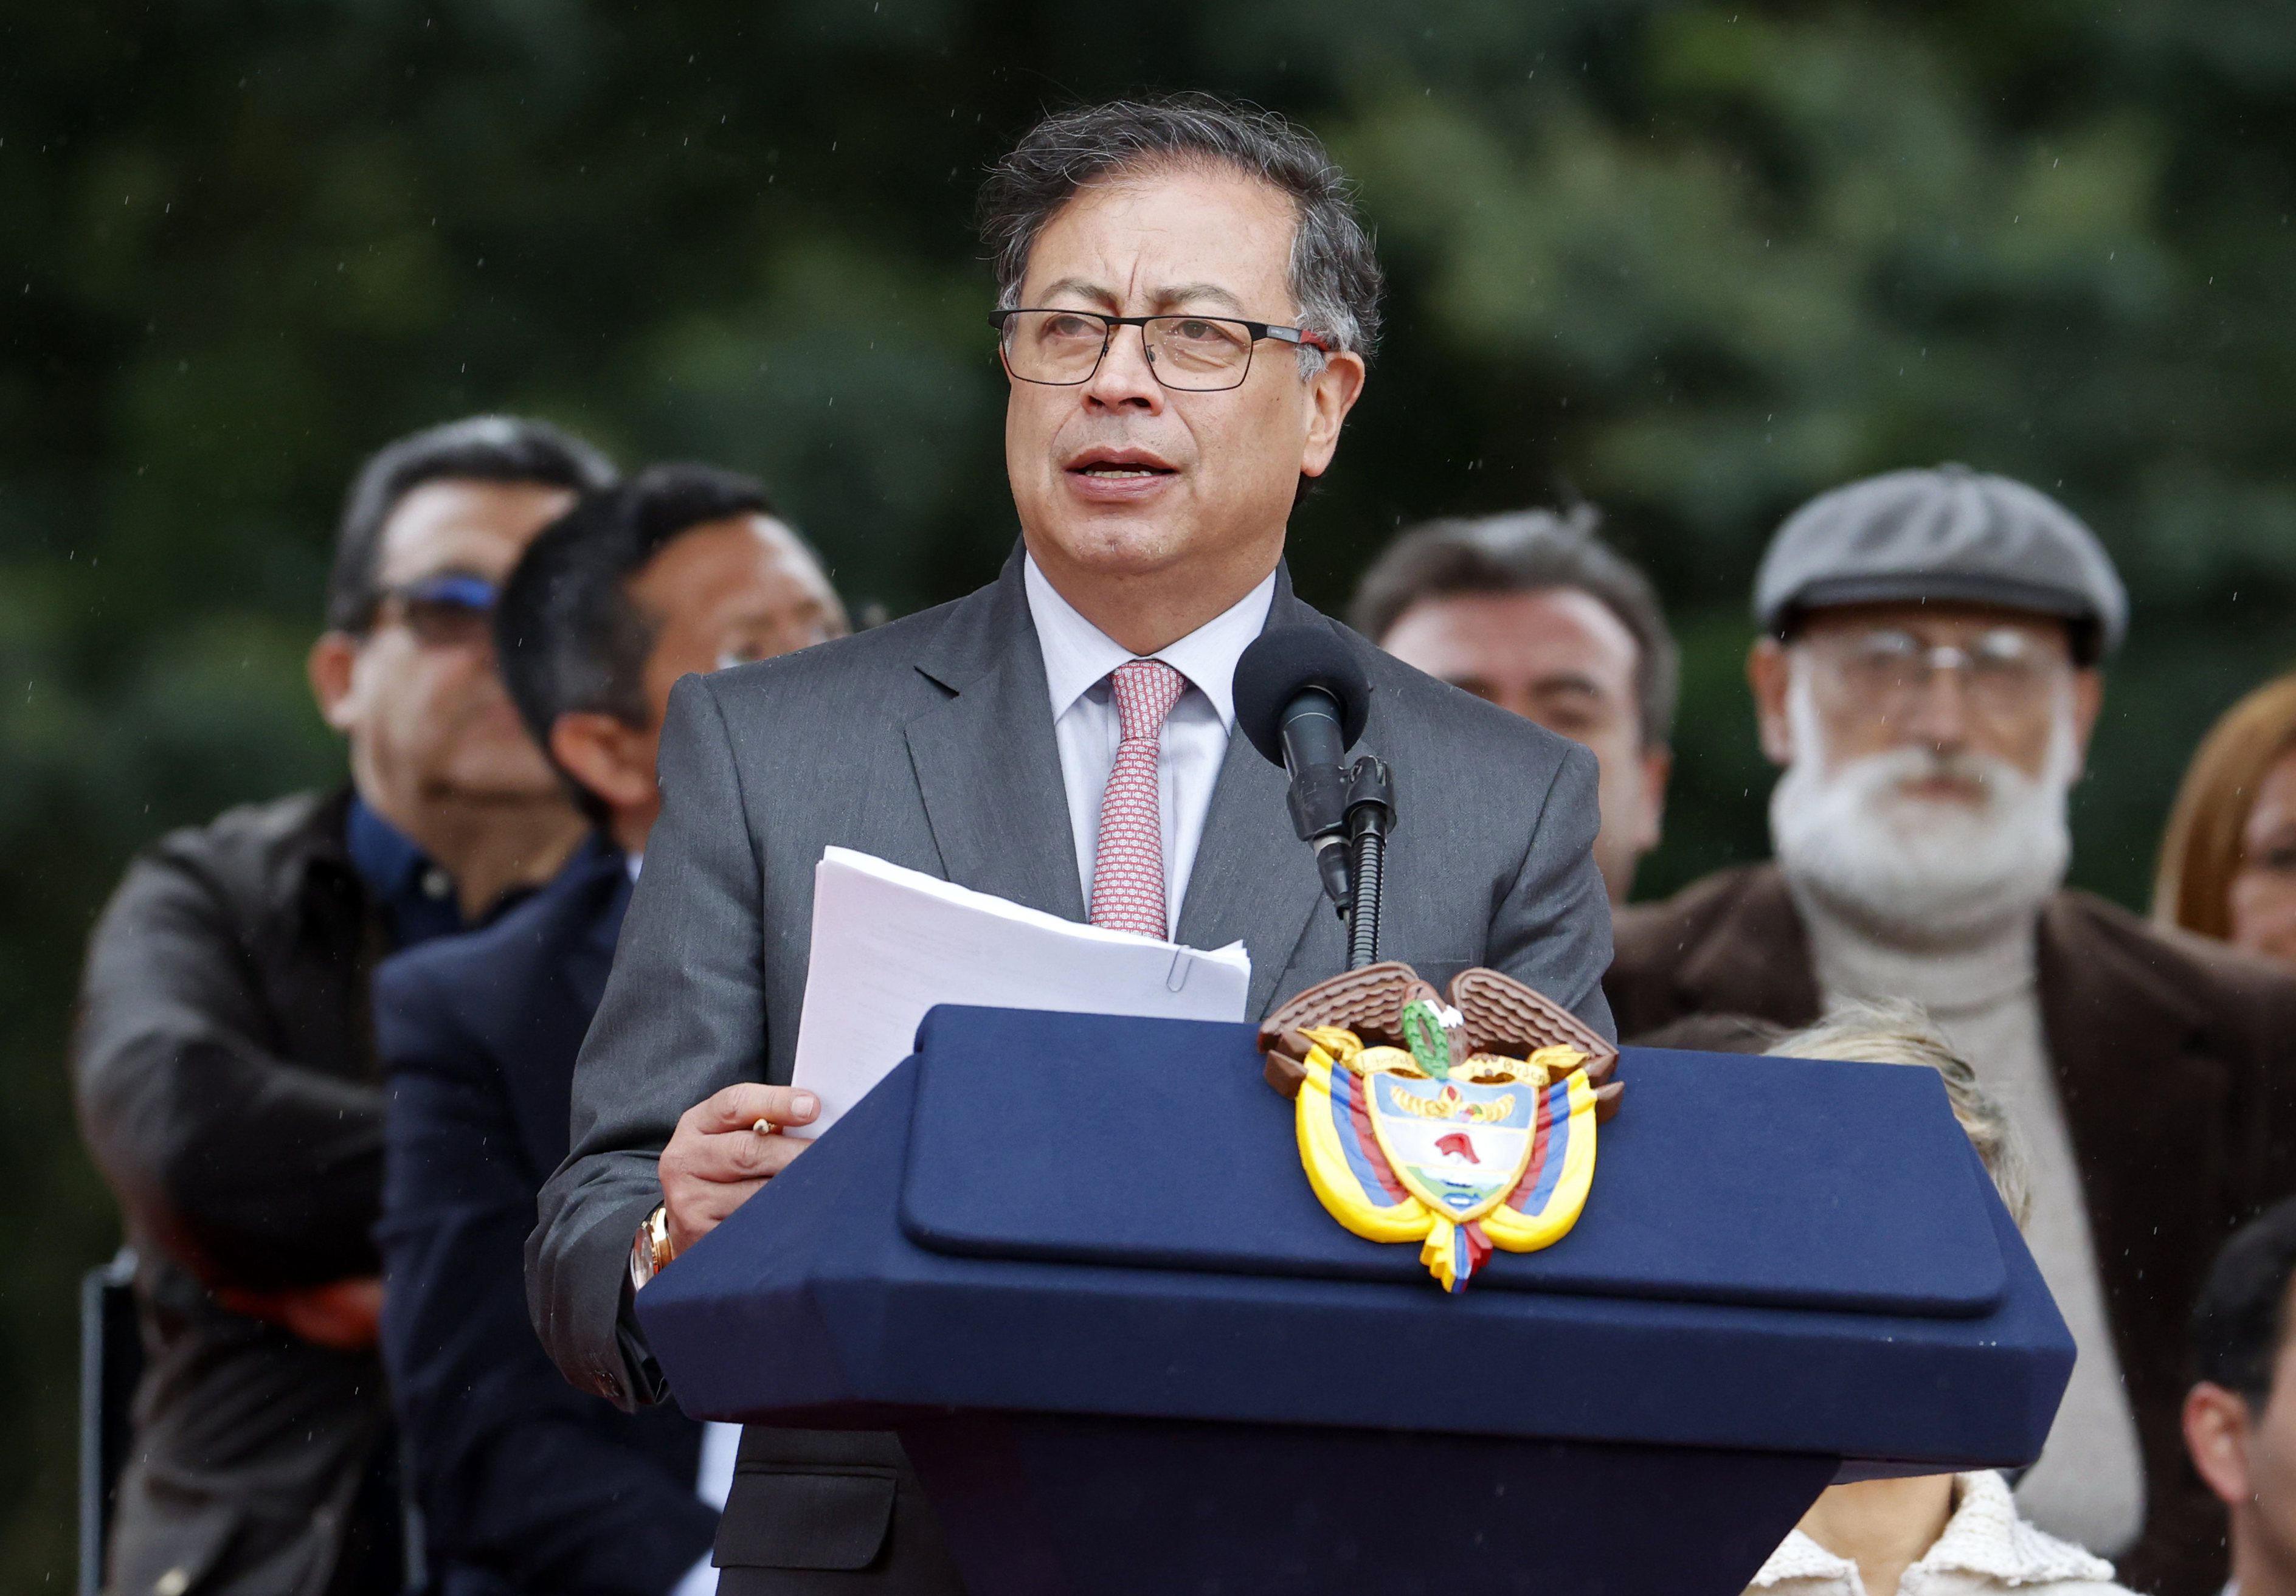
[528, 550, 1613, 1585]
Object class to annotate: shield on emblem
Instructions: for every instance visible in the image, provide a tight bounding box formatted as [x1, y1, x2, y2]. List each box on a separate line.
[1363, 1072, 1538, 1225]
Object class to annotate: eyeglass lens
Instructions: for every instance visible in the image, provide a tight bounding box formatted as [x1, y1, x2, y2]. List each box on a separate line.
[1827, 628, 2058, 714]
[389, 573, 499, 647]
[1001, 311, 1259, 390]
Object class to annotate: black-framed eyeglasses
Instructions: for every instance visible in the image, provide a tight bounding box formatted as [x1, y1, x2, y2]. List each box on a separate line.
[989, 308, 1333, 392]
[371, 572, 499, 648]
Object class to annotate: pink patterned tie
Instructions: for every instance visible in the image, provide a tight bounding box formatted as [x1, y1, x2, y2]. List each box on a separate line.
[1090, 658, 1189, 937]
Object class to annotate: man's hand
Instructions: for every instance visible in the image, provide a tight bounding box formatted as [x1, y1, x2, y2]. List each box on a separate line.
[217, 1277, 384, 1350]
[660, 1083, 820, 1256]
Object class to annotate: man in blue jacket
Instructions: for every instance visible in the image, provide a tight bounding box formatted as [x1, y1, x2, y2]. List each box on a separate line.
[373, 463, 848, 1595]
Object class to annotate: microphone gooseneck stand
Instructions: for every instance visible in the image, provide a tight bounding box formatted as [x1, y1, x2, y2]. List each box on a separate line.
[1341, 756, 1394, 969]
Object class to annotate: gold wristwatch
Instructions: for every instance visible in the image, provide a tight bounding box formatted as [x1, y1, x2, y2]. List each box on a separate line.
[628, 1203, 674, 1291]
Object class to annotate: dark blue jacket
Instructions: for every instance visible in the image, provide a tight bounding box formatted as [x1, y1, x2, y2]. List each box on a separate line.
[376, 836, 715, 1596]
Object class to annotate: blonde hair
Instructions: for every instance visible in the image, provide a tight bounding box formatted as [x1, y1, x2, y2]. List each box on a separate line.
[2153, 672, 2296, 941]
[1769, 999, 2031, 1228]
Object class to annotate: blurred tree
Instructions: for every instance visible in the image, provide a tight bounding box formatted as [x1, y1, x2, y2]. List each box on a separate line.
[3, 0, 2292, 1581]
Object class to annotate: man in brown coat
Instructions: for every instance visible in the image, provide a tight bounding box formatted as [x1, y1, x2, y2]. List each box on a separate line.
[1608, 465, 2296, 1596]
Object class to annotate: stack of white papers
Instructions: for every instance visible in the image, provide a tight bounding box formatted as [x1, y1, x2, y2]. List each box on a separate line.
[787, 847, 1253, 1136]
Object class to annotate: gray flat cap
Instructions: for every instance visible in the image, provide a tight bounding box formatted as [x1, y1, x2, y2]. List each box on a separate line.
[1754, 465, 2127, 658]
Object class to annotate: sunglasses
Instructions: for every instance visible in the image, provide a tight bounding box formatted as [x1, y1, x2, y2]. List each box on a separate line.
[373, 572, 500, 648]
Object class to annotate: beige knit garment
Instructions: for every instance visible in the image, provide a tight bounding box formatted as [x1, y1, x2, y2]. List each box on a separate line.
[1795, 893, 2146, 1558]
[1746, 1470, 2130, 1594]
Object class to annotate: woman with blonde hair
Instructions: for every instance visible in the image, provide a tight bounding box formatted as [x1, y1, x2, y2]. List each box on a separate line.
[2153, 671, 2296, 966]
[1744, 1001, 2134, 1596]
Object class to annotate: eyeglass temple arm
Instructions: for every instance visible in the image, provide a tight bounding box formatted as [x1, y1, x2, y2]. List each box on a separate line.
[989, 309, 1333, 353]
[1262, 325, 1334, 351]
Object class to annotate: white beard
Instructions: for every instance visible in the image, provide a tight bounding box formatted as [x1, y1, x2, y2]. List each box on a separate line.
[1769, 669, 2076, 949]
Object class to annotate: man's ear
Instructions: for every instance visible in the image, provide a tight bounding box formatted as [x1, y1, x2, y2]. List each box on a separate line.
[1634, 744, 1674, 853]
[1298, 351, 1367, 479]
[2184, 1381, 2255, 1507]
[2067, 668, 2105, 775]
[308, 632, 362, 733]
[1748, 638, 1796, 767]
[548, 712, 652, 816]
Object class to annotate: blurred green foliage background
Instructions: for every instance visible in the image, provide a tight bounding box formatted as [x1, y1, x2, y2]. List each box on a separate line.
[5, 0, 2294, 1581]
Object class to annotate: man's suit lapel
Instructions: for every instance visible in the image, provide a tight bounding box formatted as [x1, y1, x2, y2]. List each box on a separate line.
[2036, 894, 2219, 1207]
[1173, 722, 1327, 1018]
[1173, 570, 1330, 1018]
[902, 550, 1087, 921]
[899, 550, 1332, 1010]
[501, 839, 630, 1172]
[564, 867, 633, 1018]
[895, 544, 1332, 1006]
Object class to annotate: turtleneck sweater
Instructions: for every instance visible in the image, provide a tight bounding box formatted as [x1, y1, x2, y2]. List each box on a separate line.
[1791, 884, 2146, 1559]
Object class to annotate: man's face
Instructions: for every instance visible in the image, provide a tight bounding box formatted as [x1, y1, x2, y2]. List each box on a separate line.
[631, 514, 846, 729]
[550, 514, 848, 848]
[317, 478, 574, 817]
[1750, 600, 2104, 939]
[1001, 162, 1364, 599]
[2242, 1363, 2296, 1579]
[1752, 601, 2098, 788]
[1380, 587, 1667, 903]
[2187, 1297, 2296, 1586]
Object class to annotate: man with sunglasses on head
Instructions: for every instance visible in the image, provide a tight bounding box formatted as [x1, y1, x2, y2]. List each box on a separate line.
[1606, 465, 2296, 1596]
[530, 95, 1614, 1593]
[74, 415, 610, 1596]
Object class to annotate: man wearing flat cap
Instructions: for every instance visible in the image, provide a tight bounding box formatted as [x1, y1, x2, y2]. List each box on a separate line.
[1608, 465, 2296, 1595]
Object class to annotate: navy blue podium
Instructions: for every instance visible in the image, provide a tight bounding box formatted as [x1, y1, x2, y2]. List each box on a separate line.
[637, 1006, 2072, 1595]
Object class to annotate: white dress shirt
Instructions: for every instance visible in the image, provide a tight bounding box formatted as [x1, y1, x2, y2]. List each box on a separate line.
[669, 1420, 742, 1595]
[1023, 553, 1276, 937]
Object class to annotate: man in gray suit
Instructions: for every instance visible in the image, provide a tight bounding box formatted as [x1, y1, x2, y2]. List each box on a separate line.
[530, 94, 1616, 1593]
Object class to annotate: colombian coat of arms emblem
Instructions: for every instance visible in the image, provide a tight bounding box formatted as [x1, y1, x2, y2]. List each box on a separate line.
[1260, 964, 1622, 1292]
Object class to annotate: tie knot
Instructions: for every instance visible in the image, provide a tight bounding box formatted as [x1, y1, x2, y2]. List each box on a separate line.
[1108, 657, 1188, 742]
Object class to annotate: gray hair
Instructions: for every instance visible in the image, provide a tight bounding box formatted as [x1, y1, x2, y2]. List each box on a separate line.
[1768, 999, 2032, 1228]
[979, 94, 1383, 376]
[1349, 506, 1679, 748]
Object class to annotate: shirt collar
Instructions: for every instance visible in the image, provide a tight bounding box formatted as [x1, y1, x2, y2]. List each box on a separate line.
[1022, 552, 1276, 729]
[345, 795, 463, 950]
[1916, 1470, 2116, 1584]
[1746, 1473, 2118, 1591]
[1744, 1527, 1855, 1588]
[345, 795, 429, 902]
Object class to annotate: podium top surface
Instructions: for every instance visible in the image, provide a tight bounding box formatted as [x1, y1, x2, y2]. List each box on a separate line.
[899, 1008, 2006, 1318]
[637, 1006, 2070, 1468]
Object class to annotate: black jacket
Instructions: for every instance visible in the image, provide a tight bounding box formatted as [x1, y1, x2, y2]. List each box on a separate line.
[375, 836, 715, 1596]
[74, 788, 399, 1596]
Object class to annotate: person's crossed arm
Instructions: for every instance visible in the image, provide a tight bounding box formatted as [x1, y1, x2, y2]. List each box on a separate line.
[76, 840, 388, 1347]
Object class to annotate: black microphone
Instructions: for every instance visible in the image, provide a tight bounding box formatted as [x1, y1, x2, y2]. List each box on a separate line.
[1234, 625, 1374, 916]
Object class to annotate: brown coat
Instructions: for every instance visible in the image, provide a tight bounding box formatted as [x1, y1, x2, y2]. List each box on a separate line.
[1608, 863, 2296, 1596]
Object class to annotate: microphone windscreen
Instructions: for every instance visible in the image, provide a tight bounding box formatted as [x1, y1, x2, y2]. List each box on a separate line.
[1233, 624, 1373, 767]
